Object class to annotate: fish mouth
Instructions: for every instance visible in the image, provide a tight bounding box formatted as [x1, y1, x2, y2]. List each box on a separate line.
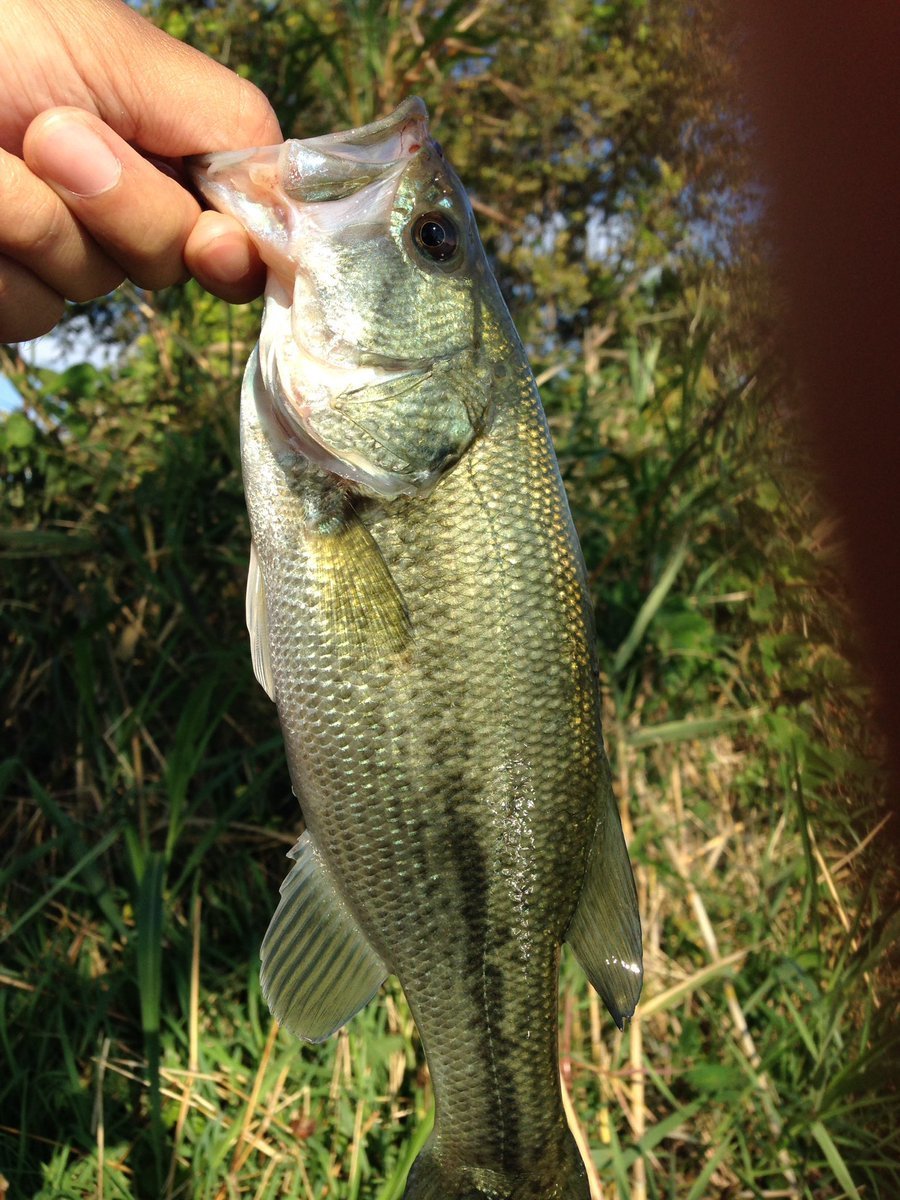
[190, 97, 431, 218]
[191, 100, 472, 499]
[282, 95, 430, 184]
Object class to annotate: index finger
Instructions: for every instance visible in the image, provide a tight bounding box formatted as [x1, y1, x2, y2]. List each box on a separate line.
[25, 108, 203, 292]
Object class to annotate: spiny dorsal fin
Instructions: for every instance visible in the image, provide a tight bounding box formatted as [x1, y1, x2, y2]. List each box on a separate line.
[246, 541, 275, 702]
[261, 831, 388, 1042]
[566, 767, 643, 1029]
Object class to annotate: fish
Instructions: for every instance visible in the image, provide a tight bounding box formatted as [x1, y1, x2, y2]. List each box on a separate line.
[192, 97, 642, 1200]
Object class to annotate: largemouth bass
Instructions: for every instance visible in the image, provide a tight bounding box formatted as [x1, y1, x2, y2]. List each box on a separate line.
[193, 97, 641, 1200]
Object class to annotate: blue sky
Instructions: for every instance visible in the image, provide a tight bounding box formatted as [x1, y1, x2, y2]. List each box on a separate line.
[2, 327, 119, 411]
[0, 372, 21, 411]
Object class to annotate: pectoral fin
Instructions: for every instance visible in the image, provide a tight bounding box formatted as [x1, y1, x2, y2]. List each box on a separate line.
[261, 831, 387, 1042]
[246, 541, 275, 702]
[309, 510, 412, 661]
[566, 769, 643, 1029]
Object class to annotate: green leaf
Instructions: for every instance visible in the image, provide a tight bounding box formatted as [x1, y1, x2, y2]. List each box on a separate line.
[808, 1120, 863, 1200]
[135, 850, 166, 1189]
[613, 540, 688, 673]
[627, 707, 763, 746]
[374, 1105, 434, 1200]
[637, 1101, 702, 1152]
[3, 410, 35, 448]
[685, 1130, 734, 1200]
[0, 528, 96, 557]
[135, 851, 165, 1040]
[1, 827, 121, 943]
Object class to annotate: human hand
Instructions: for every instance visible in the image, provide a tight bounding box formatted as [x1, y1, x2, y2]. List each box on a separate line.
[0, 0, 282, 342]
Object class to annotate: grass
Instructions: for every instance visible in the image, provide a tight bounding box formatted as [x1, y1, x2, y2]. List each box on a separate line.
[3, 708, 894, 1199]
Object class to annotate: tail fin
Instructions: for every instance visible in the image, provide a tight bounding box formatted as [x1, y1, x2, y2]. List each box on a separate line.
[403, 1134, 590, 1199]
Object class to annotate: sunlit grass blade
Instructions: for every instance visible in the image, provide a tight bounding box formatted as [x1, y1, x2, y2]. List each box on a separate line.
[135, 850, 166, 1190]
[1, 827, 120, 944]
[612, 539, 688, 675]
[809, 1119, 864, 1200]
[625, 707, 763, 746]
[26, 774, 127, 938]
[639, 950, 749, 1018]
[374, 1105, 434, 1200]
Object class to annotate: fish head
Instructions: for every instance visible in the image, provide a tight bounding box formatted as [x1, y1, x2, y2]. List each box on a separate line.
[192, 98, 501, 498]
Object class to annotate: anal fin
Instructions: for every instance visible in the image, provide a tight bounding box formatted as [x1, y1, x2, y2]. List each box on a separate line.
[261, 831, 387, 1042]
[566, 768, 643, 1028]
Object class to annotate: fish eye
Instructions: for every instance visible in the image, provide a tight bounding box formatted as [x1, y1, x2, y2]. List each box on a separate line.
[411, 211, 460, 263]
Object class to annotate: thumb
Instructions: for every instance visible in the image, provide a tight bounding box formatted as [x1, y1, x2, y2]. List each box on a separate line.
[53, 0, 282, 154]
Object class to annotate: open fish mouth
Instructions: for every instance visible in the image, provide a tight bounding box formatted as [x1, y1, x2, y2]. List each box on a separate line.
[190, 97, 431, 237]
[191, 99, 493, 499]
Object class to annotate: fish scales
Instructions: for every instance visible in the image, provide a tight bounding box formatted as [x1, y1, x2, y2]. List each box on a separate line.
[193, 97, 642, 1200]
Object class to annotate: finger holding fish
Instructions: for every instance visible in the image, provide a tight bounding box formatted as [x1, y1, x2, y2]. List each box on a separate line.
[0, 139, 122, 340]
[0, 252, 65, 343]
[0, 108, 269, 342]
[21, 106, 267, 299]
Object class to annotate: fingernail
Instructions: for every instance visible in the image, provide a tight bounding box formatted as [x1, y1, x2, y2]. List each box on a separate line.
[201, 235, 254, 284]
[37, 119, 122, 198]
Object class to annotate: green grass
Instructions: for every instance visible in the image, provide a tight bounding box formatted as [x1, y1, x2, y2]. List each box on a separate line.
[3, 723, 894, 1199]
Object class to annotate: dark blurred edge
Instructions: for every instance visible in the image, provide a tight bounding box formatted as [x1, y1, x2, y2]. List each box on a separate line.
[731, 2, 900, 832]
